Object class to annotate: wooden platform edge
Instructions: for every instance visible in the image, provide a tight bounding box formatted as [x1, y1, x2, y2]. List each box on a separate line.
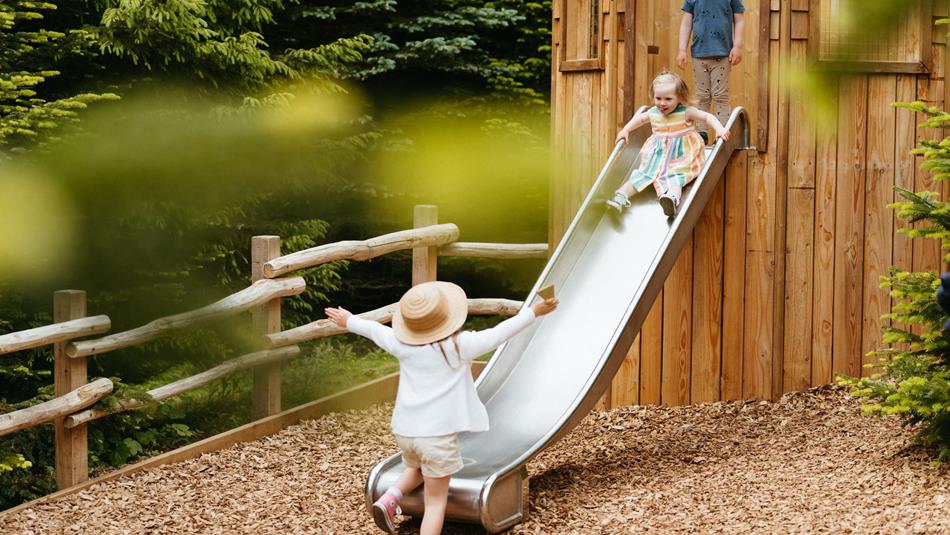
[0, 361, 486, 517]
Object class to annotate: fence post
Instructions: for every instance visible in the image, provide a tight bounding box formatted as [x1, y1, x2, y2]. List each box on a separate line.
[412, 205, 439, 286]
[251, 236, 282, 419]
[53, 289, 88, 489]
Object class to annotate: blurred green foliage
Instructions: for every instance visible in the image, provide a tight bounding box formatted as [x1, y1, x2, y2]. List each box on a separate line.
[0, 0, 551, 510]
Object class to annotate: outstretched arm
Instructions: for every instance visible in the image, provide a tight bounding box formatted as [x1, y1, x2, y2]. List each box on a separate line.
[677, 12, 693, 69]
[325, 306, 402, 355]
[616, 111, 651, 144]
[458, 298, 559, 361]
[685, 107, 730, 142]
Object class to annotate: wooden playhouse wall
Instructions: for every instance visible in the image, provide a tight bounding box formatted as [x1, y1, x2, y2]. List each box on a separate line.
[550, 0, 950, 407]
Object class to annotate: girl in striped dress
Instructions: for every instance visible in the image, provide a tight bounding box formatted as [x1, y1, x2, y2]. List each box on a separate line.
[607, 72, 730, 217]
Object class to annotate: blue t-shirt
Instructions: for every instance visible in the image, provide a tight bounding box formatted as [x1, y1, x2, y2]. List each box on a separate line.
[682, 0, 745, 58]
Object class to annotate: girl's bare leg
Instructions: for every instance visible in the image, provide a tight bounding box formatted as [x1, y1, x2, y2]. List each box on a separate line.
[420, 475, 451, 535]
[393, 467, 424, 495]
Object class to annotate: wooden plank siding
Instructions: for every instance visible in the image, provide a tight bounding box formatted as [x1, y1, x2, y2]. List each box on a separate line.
[550, 1, 949, 407]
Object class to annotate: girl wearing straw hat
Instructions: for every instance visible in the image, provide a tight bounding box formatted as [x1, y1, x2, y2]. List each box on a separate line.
[325, 281, 559, 535]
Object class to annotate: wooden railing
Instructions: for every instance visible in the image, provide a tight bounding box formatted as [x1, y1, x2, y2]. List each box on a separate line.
[0, 204, 547, 491]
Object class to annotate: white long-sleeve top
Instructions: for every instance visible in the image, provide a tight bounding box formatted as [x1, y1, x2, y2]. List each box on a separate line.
[346, 308, 537, 437]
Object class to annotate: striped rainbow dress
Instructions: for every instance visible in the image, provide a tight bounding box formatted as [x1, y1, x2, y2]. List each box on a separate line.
[626, 105, 706, 195]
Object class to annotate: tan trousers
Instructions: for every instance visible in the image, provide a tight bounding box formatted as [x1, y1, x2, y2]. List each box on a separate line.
[691, 56, 731, 132]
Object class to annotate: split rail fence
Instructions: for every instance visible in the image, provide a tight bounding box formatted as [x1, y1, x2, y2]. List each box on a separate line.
[0, 205, 547, 491]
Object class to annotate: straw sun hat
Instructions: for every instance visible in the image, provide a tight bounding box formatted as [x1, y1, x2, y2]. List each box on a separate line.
[392, 281, 468, 345]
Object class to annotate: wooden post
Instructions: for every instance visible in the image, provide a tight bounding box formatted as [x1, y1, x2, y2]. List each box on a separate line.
[412, 205, 438, 285]
[53, 290, 88, 489]
[251, 236, 282, 419]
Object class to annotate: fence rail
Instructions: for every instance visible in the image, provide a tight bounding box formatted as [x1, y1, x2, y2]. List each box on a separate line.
[263, 223, 461, 278]
[0, 378, 113, 437]
[65, 346, 301, 428]
[66, 277, 306, 359]
[439, 242, 548, 259]
[0, 203, 548, 492]
[0, 316, 111, 355]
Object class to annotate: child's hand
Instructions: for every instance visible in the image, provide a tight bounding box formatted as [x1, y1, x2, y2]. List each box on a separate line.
[532, 298, 559, 317]
[714, 126, 730, 142]
[676, 51, 688, 69]
[615, 129, 630, 144]
[324, 307, 352, 328]
[729, 46, 743, 66]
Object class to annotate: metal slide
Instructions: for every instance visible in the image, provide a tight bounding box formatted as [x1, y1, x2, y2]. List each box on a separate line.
[366, 107, 750, 533]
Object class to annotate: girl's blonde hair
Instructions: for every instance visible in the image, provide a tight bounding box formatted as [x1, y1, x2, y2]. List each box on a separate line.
[651, 71, 694, 106]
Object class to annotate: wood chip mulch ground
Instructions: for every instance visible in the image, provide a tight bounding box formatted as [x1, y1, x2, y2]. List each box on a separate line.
[2, 386, 948, 534]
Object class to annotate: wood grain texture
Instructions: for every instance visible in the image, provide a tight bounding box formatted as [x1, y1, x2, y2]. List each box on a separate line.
[862, 75, 898, 373]
[0, 316, 110, 356]
[66, 277, 306, 359]
[264, 224, 460, 279]
[832, 75, 868, 379]
[438, 243, 548, 259]
[66, 347, 301, 428]
[0, 378, 112, 438]
[721, 153, 748, 401]
[690, 178, 725, 404]
[662, 236, 693, 406]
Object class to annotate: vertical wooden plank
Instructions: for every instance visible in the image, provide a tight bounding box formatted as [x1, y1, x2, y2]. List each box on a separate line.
[783, 188, 815, 392]
[742, 37, 780, 400]
[623, 0, 637, 121]
[54, 290, 88, 489]
[913, 59, 943, 274]
[662, 237, 693, 406]
[690, 179, 725, 403]
[783, 40, 816, 393]
[757, 0, 772, 151]
[634, 0, 651, 107]
[412, 205, 439, 285]
[639, 295, 663, 405]
[832, 75, 868, 379]
[812, 75, 839, 386]
[251, 236, 282, 419]
[771, 0, 793, 399]
[893, 75, 917, 276]
[862, 76, 898, 373]
[610, 334, 641, 406]
[721, 153, 748, 400]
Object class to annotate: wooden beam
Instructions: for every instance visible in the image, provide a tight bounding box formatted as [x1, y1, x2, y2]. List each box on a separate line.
[252, 236, 283, 420]
[0, 316, 111, 355]
[65, 347, 301, 428]
[266, 299, 524, 347]
[264, 223, 460, 278]
[412, 206, 439, 285]
[66, 277, 305, 359]
[438, 243, 549, 259]
[53, 290, 90, 490]
[1, 378, 112, 437]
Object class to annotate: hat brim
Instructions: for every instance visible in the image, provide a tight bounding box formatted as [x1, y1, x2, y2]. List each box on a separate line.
[392, 282, 468, 345]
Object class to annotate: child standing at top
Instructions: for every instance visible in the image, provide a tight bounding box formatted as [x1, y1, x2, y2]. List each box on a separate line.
[324, 281, 558, 535]
[607, 72, 729, 217]
[676, 0, 745, 144]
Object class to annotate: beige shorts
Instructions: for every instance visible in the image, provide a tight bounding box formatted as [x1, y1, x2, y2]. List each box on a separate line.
[395, 433, 463, 478]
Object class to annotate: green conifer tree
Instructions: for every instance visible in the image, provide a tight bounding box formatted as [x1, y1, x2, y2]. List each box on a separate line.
[841, 101, 950, 462]
[0, 1, 118, 152]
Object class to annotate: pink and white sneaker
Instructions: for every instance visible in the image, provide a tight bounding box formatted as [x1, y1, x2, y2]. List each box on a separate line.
[372, 492, 402, 534]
